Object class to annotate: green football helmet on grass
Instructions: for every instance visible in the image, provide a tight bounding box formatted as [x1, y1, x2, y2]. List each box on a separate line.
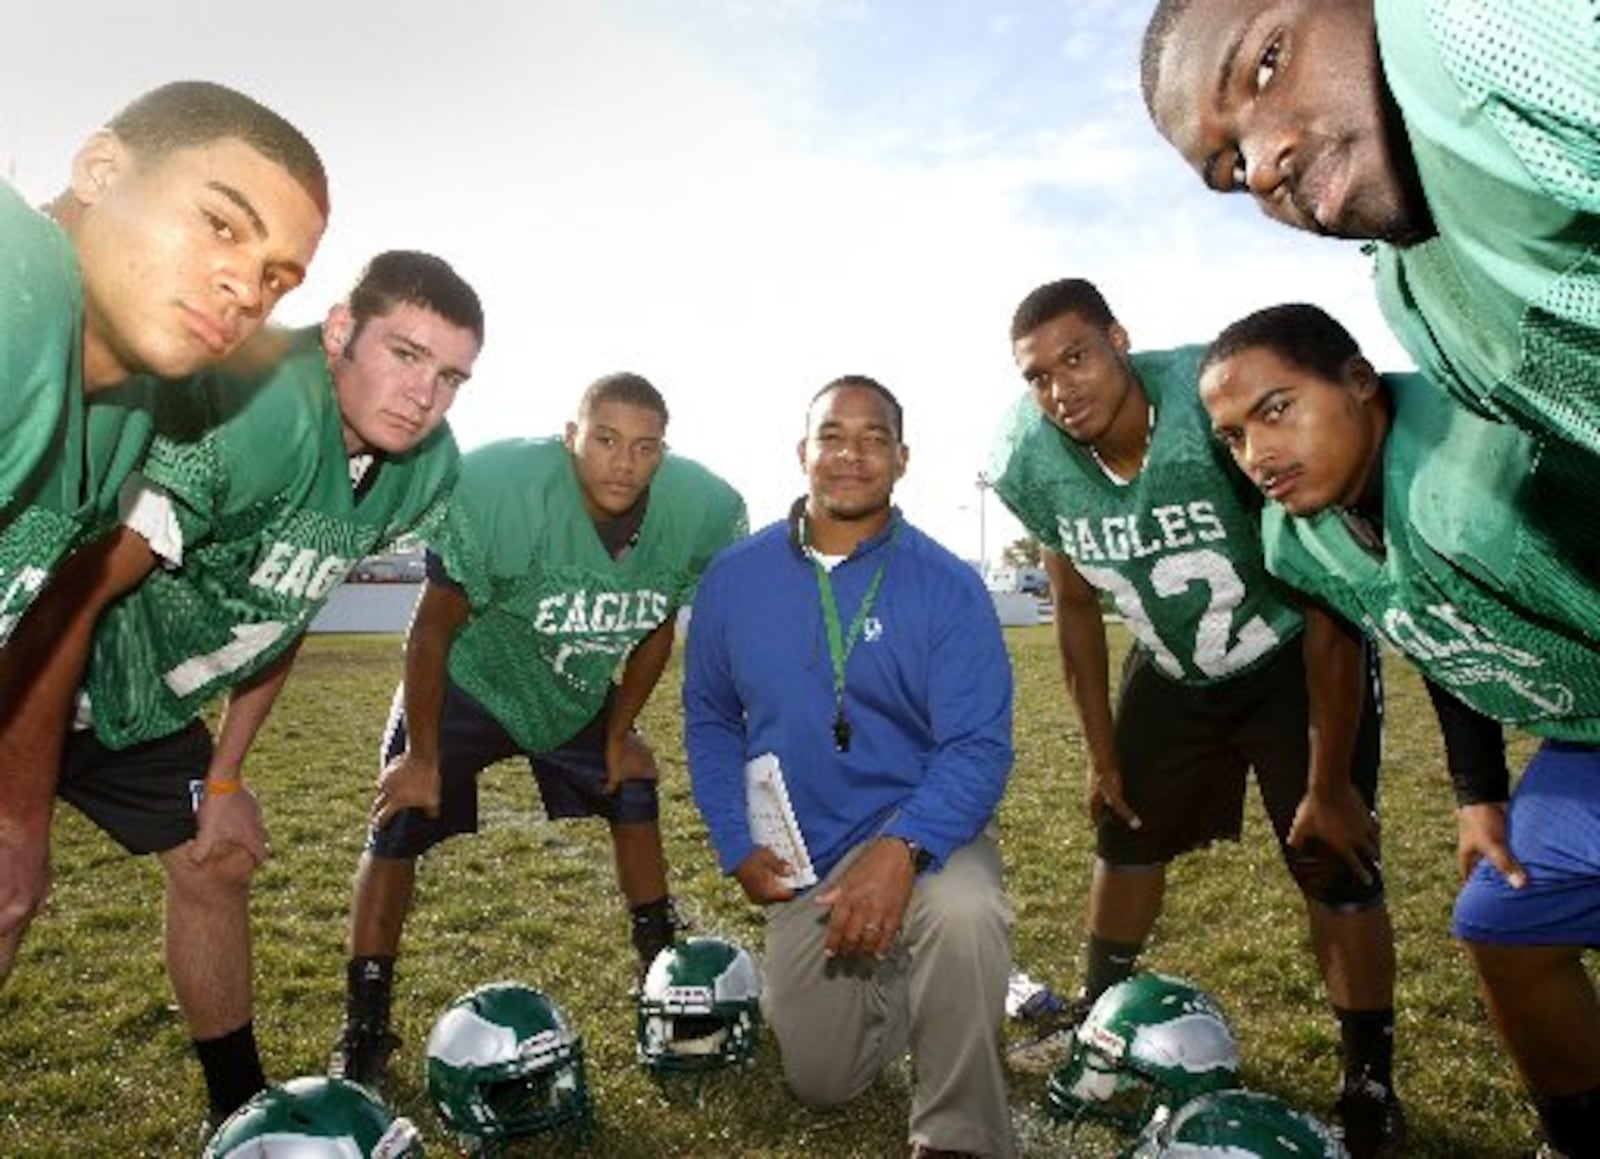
[1046, 971, 1240, 1132]
[425, 982, 592, 1153]
[203, 1075, 422, 1157]
[1124, 1088, 1348, 1157]
[636, 935, 762, 1072]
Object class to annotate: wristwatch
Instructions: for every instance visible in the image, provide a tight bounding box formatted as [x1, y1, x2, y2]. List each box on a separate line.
[897, 836, 934, 874]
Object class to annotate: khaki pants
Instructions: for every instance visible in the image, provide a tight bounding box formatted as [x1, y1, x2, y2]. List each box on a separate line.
[762, 832, 1015, 1157]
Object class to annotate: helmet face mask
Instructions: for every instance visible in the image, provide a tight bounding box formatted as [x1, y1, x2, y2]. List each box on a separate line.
[637, 935, 762, 1073]
[203, 1075, 422, 1158]
[426, 982, 592, 1152]
[1124, 1088, 1349, 1158]
[1046, 972, 1241, 1133]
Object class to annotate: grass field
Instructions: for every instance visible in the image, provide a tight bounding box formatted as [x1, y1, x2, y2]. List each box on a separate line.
[0, 625, 1575, 1156]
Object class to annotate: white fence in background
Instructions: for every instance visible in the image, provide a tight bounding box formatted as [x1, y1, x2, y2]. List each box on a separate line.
[990, 591, 1046, 627]
[310, 582, 1050, 634]
[309, 582, 422, 633]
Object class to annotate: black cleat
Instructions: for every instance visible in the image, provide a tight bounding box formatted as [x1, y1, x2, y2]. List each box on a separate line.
[632, 895, 694, 972]
[330, 1025, 401, 1092]
[1329, 1075, 1408, 1159]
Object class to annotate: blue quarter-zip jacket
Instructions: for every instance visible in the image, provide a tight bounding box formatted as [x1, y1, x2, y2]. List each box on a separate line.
[684, 505, 1013, 882]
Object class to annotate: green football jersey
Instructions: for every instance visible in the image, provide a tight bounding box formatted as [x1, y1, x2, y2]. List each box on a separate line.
[989, 345, 1302, 685]
[1262, 373, 1600, 743]
[437, 438, 748, 751]
[1374, 0, 1600, 453]
[82, 326, 460, 747]
[0, 180, 155, 644]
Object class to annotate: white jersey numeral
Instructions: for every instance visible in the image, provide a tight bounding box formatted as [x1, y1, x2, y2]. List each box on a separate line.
[164, 621, 288, 698]
[1080, 548, 1279, 680]
[0, 565, 50, 645]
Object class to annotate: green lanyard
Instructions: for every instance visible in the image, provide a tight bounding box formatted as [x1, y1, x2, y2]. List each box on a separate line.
[808, 519, 898, 752]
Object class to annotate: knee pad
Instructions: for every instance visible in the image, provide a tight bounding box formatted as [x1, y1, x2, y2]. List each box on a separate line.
[609, 779, 661, 824]
[1287, 841, 1385, 910]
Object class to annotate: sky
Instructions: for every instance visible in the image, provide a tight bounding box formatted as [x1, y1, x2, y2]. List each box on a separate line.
[2, 0, 1410, 566]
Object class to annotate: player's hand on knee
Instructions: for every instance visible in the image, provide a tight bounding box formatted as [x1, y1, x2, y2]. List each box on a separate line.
[0, 820, 51, 936]
[1089, 761, 1142, 830]
[1457, 802, 1526, 889]
[190, 784, 269, 868]
[1288, 785, 1378, 885]
[603, 730, 659, 795]
[733, 847, 798, 906]
[373, 750, 442, 828]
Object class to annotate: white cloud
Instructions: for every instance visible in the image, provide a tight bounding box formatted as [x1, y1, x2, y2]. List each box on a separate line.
[0, 1, 1413, 562]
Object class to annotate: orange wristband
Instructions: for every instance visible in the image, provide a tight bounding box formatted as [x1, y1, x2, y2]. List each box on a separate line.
[205, 777, 243, 796]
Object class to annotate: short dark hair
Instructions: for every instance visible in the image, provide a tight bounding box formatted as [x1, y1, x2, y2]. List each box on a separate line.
[347, 250, 485, 346]
[1202, 303, 1363, 383]
[1010, 278, 1116, 342]
[810, 374, 904, 442]
[107, 80, 329, 218]
[579, 372, 669, 426]
[1141, 0, 1201, 117]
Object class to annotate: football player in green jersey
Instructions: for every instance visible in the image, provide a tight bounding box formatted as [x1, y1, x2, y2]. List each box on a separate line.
[334, 372, 747, 1089]
[0, 79, 327, 984]
[1142, 0, 1600, 457]
[1, 80, 329, 639]
[992, 279, 1403, 1156]
[0, 251, 478, 1125]
[1200, 302, 1600, 1158]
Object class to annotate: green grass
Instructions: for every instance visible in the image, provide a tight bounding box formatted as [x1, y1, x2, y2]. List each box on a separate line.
[0, 626, 1576, 1156]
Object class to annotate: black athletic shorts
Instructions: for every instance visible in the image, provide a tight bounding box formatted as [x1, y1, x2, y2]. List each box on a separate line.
[1097, 639, 1384, 906]
[368, 678, 659, 859]
[56, 720, 213, 856]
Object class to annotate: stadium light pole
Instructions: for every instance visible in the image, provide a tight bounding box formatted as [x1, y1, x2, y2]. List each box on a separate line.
[975, 471, 992, 578]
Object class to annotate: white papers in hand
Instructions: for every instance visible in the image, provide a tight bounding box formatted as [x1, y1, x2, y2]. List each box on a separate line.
[744, 752, 818, 890]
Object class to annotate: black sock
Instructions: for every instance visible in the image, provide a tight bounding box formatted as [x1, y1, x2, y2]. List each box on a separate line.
[1334, 1006, 1395, 1093]
[1083, 935, 1142, 1003]
[630, 896, 679, 967]
[346, 955, 396, 1033]
[194, 1021, 267, 1119]
[1533, 1084, 1600, 1157]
